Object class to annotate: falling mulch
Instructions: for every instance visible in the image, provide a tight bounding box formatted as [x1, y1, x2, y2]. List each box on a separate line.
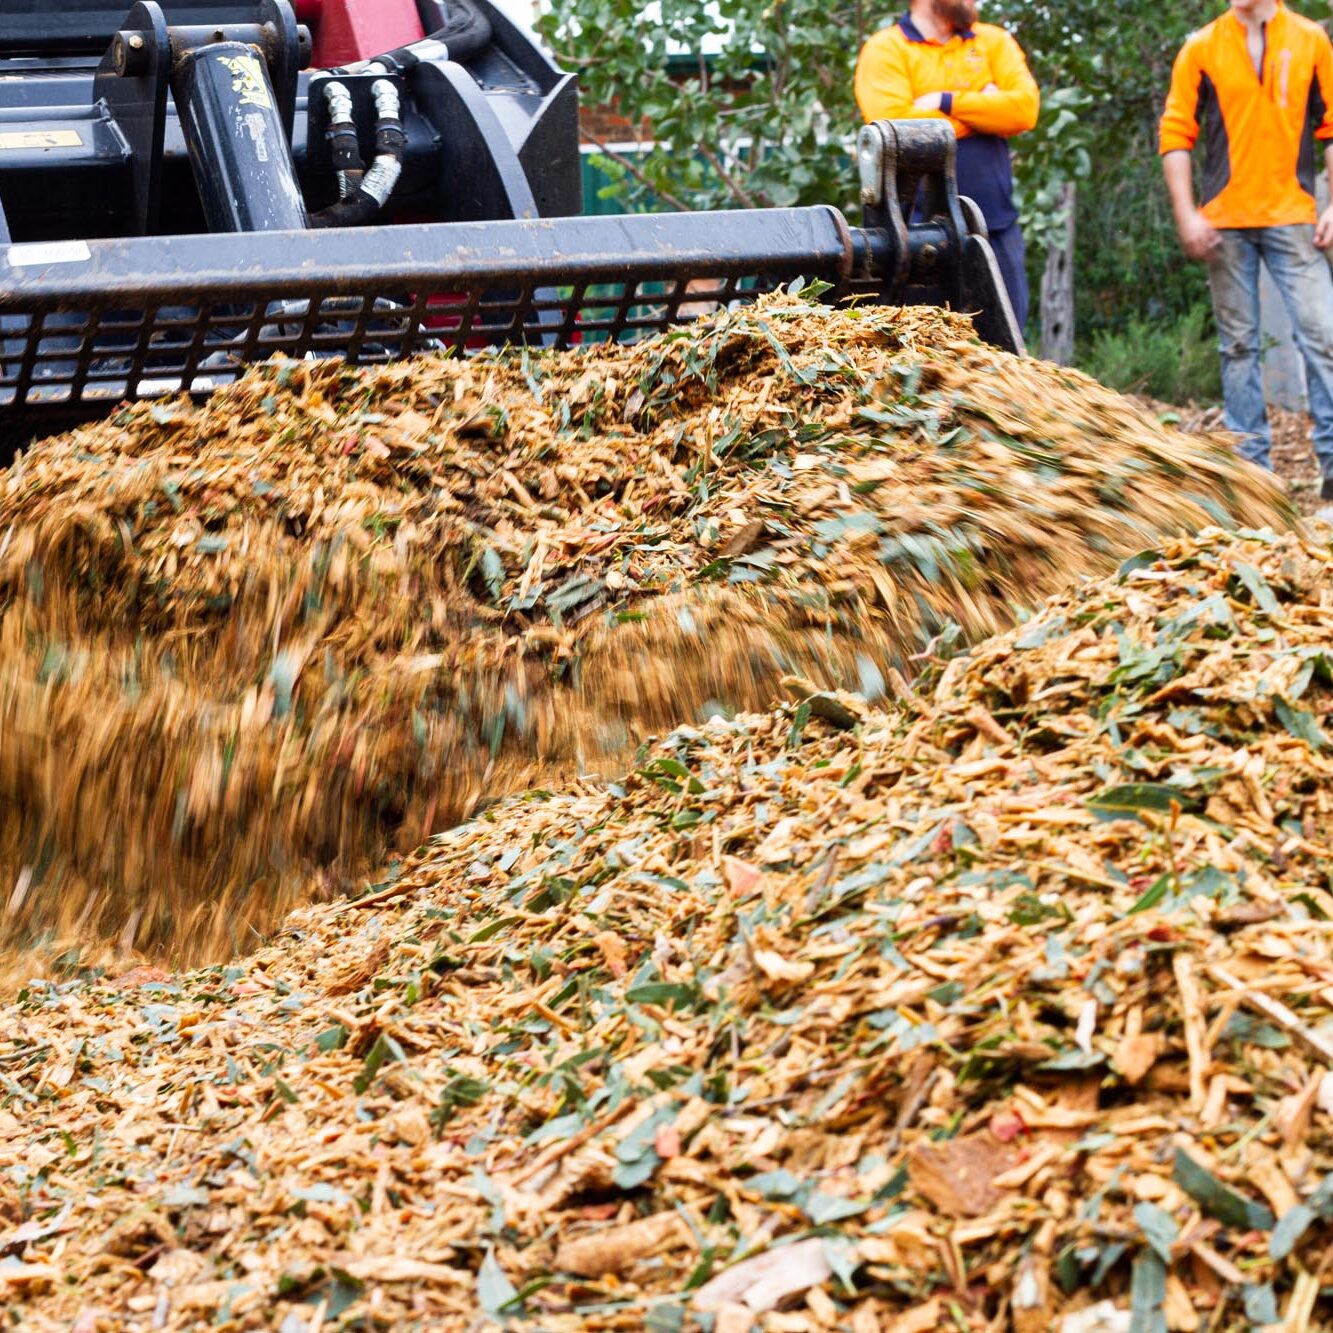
[1141, 398, 1324, 516]
[0, 296, 1290, 968]
[4, 525, 1333, 1331]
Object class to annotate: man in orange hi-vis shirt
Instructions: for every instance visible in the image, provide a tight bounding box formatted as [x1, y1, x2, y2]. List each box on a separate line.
[1162, 0, 1333, 510]
[855, 1, 1039, 330]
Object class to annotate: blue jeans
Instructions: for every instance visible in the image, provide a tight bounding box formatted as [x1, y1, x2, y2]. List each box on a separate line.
[1207, 224, 1333, 478]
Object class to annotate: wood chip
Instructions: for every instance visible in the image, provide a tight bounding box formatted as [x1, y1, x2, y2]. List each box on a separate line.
[555, 1211, 693, 1278]
[1174, 953, 1209, 1113]
[908, 1132, 1022, 1218]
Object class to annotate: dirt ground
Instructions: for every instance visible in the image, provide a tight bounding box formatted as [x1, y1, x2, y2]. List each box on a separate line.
[1267, 409, 1324, 511]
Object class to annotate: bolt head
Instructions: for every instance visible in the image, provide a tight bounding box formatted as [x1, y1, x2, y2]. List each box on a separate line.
[128, 33, 145, 49]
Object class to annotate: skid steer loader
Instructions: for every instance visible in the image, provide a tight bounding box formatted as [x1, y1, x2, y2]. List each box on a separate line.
[0, 0, 1022, 450]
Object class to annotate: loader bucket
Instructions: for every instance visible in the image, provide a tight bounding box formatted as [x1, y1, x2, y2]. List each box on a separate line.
[0, 187, 1021, 451]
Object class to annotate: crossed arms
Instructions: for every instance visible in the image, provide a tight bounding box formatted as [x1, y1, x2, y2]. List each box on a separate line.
[854, 30, 1040, 139]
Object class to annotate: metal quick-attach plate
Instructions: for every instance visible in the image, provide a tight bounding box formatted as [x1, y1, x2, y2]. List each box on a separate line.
[91, 0, 171, 235]
[0, 207, 873, 440]
[858, 119, 1023, 357]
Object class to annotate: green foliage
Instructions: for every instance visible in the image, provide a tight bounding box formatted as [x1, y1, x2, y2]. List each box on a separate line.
[542, 0, 1329, 353]
[1009, 85, 1094, 254]
[1080, 303, 1222, 404]
[536, 0, 897, 214]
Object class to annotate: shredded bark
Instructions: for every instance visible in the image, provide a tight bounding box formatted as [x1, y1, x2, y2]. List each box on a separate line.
[4, 527, 1332, 1330]
[0, 297, 1288, 968]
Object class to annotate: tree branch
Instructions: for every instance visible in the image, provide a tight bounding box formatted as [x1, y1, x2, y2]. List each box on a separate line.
[699, 145, 762, 210]
[547, 25, 612, 70]
[581, 132, 694, 213]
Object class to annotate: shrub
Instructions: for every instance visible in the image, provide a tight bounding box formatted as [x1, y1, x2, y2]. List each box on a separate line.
[1078, 303, 1221, 405]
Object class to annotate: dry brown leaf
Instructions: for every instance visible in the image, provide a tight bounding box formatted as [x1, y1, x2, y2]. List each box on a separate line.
[693, 1238, 833, 1313]
[907, 1132, 1022, 1218]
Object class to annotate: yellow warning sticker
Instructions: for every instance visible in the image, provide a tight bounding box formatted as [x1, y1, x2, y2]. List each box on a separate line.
[0, 130, 83, 150]
[218, 54, 273, 111]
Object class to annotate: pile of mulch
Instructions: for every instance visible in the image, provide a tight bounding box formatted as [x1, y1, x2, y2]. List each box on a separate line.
[0, 296, 1289, 965]
[4, 526, 1332, 1331]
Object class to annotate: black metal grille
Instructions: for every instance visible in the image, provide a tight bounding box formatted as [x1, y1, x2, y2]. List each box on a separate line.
[1, 277, 772, 406]
[0, 208, 883, 430]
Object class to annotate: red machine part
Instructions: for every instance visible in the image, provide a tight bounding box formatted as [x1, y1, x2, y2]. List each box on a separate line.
[299, 0, 426, 68]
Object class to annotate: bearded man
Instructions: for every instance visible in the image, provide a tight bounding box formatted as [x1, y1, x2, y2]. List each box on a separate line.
[855, 0, 1040, 330]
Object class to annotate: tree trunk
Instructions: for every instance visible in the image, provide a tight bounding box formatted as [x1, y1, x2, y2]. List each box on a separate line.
[1040, 182, 1076, 365]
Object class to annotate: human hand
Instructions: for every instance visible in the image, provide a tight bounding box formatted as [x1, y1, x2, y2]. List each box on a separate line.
[1316, 205, 1333, 249]
[913, 92, 944, 111]
[1178, 209, 1220, 260]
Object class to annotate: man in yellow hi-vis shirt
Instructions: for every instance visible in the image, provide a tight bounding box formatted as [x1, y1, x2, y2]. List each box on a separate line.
[855, 1, 1039, 329]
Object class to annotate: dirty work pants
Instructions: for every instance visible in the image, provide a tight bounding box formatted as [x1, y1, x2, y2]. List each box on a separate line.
[988, 223, 1028, 336]
[1206, 224, 1333, 479]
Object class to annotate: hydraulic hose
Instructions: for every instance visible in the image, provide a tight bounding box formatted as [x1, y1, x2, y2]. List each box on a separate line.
[308, 1, 493, 226]
[325, 0, 493, 76]
[320, 80, 364, 201]
[311, 80, 405, 228]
